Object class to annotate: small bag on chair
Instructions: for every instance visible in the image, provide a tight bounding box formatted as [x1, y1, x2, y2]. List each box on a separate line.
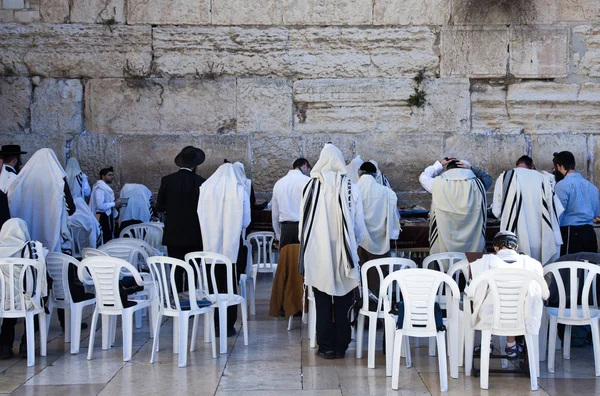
[394, 301, 446, 332]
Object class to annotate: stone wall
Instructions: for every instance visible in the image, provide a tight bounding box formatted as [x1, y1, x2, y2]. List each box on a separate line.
[1, 0, 600, 206]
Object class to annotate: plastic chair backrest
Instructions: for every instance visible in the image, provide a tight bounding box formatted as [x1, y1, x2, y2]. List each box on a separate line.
[380, 268, 460, 336]
[70, 226, 87, 258]
[242, 240, 253, 278]
[0, 258, 43, 314]
[360, 257, 417, 313]
[82, 248, 108, 258]
[467, 267, 549, 333]
[99, 243, 149, 270]
[185, 252, 235, 305]
[422, 252, 467, 273]
[120, 223, 163, 249]
[105, 238, 155, 258]
[146, 256, 203, 313]
[46, 252, 78, 304]
[544, 261, 600, 321]
[79, 256, 143, 313]
[246, 232, 276, 269]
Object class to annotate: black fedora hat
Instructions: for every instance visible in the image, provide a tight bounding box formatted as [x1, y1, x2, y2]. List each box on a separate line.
[174, 146, 206, 168]
[0, 145, 27, 157]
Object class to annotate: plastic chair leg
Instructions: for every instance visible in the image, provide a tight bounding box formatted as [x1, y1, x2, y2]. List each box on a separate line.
[111, 316, 117, 346]
[448, 321, 458, 379]
[287, 316, 293, 331]
[25, 314, 35, 367]
[539, 310, 548, 362]
[249, 281, 256, 316]
[384, 316, 395, 376]
[177, 314, 189, 367]
[428, 336, 436, 356]
[204, 311, 210, 343]
[403, 336, 412, 368]
[436, 332, 449, 392]
[563, 325, 572, 360]
[218, 302, 228, 354]
[458, 310, 465, 367]
[534, 334, 540, 378]
[46, 301, 53, 338]
[209, 310, 217, 359]
[122, 312, 134, 361]
[64, 308, 71, 343]
[590, 318, 600, 376]
[135, 309, 142, 329]
[465, 327, 475, 377]
[479, 330, 492, 390]
[70, 304, 84, 354]
[101, 314, 111, 350]
[525, 333, 538, 390]
[191, 315, 199, 352]
[150, 312, 162, 364]
[547, 316, 558, 374]
[87, 309, 99, 360]
[500, 336, 508, 369]
[241, 301, 248, 346]
[367, 314, 377, 369]
[356, 314, 365, 359]
[391, 330, 404, 390]
[308, 299, 316, 349]
[173, 317, 179, 354]
[149, 298, 159, 339]
[39, 313, 47, 358]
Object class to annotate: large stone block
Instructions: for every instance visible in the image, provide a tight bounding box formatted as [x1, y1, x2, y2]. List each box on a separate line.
[531, 133, 589, 177]
[0, 24, 152, 78]
[68, 132, 121, 185]
[127, 0, 210, 25]
[1, 133, 66, 166]
[85, 78, 237, 135]
[153, 26, 439, 78]
[237, 78, 292, 135]
[355, 133, 444, 192]
[292, 78, 470, 134]
[31, 78, 83, 137]
[510, 27, 569, 78]
[38, 0, 69, 23]
[212, 0, 282, 25]
[0, 77, 30, 133]
[592, 136, 600, 187]
[441, 26, 509, 78]
[573, 25, 600, 78]
[557, 0, 600, 22]
[451, 0, 556, 24]
[374, 0, 450, 25]
[70, 0, 125, 23]
[282, 0, 372, 25]
[251, 134, 303, 192]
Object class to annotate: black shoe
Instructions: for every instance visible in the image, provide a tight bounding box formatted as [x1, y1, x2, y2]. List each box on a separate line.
[81, 322, 89, 330]
[0, 345, 13, 359]
[227, 327, 236, 337]
[335, 352, 346, 359]
[18, 343, 27, 358]
[316, 350, 336, 360]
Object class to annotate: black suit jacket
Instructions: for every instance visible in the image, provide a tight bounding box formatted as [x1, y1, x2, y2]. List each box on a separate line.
[156, 169, 205, 247]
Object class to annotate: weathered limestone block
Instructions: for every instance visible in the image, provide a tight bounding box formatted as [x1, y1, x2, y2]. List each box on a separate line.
[592, 136, 600, 187]
[0, 77, 31, 133]
[68, 133, 121, 183]
[282, 0, 372, 25]
[153, 26, 439, 78]
[237, 78, 292, 135]
[374, 0, 450, 25]
[31, 79, 83, 137]
[472, 82, 600, 133]
[355, 133, 444, 192]
[292, 78, 470, 134]
[70, 0, 125, 23]
[573, 25, 600, 78]
[251, 134, 303, 192]
[85, 78, 237, 135]
[441, 26, 509, 78]
[38, 0, 69, 23]
[212, 0, 282, 25]
[0, 10, 14, 22]
[557, 0, 600, 22]
[304, 134, 355, 166]
[2, 133, 66, 165]
[451, 0, 556, 24]
[3, 0, 25, 9]
[531, 134, 589, 178]
[127, 0, 210, 25]
[510, 27, 569, 78]
[14, 10, 39, 22]
[0, 24, 152, 78]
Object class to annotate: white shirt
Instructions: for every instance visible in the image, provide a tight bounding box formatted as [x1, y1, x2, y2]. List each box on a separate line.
[271, 169, 310, 240]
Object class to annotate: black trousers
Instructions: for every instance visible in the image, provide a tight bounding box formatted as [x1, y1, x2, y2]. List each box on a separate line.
[98, 213, 115, 243]
[313, 287, 355, 355]
[167, 245, 203, 292]
[279, 222, 300, 250]
[560, 224, 598, 256]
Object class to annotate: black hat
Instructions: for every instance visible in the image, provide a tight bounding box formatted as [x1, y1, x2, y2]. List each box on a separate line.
[174, 146, 205, 168]
[0, 145, 27, 157]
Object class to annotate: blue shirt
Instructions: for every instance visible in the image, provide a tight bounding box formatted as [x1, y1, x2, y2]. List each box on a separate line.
[555, 173, 600, 226]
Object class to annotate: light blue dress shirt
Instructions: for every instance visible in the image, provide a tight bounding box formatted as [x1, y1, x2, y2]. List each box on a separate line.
[555, 173, 600, 226]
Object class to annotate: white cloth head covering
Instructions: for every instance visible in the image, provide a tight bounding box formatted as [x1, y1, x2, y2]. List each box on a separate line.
[7, 149, 71, 253]
[233, 162, 252, 197]
[69, 197, 102, 251]
[198, 163, 246, 262]
[300, 144, 363, 296]
[65, 157, 89, 199]
[368, 159, 392, 188]
[345, 155, 364, 184]
[119, 183, 153, 223]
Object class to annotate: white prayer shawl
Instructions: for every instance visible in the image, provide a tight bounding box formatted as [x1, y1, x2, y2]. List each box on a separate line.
[468, 250, 544, 335]
[0, 164, 17, 194]
[7, 149, 71, 253]
[299, 144, 366, 296]
[198, 163, 247, 262]
[89, 180, 117, 218]
[357, 175, 401, 255]
[345, 156, 364, 184]
[493, 168, 564, 265]
[233, 162, 252, 198]
[69, 197, 102, 250]
[368, 160, 392, 188]
[0, 218, 48, 310]
[429, 168, 486, 254]
[119, 183, 153, 223]
[65, 158, 90, 199]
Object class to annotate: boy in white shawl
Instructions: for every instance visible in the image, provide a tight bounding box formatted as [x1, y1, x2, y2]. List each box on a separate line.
[299, 144, 366, 359]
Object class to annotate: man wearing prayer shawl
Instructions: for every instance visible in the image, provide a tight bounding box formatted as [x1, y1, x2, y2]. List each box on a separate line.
[89, 167, 122, 243]
[118, 183, 154, 234]
[345, 155, 364, 184]
[198, 162, 251, 337]
[7, 149, 75, 254]
[299, 144, 366, 359]
[69, 197, 102, 252]
[65, 157, 91, 200]
[368, 159, 392, 189]
[0, 145, 27, 194]
[492, 156, 564, 265]
[419, 157, 491, 254]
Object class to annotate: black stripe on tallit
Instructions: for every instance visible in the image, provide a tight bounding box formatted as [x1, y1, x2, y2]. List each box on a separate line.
[338, 177, 355, 270]
[298, 180, 320, 275]
[500, 170, 515, 216]
[474, 178, 487, 237]
[510, 195, 522, 233]
[429, 214, 438, 247]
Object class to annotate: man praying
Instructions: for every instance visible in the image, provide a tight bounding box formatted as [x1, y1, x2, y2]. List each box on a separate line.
[0, 145, 26, 193]
[65, 157, 91, 200]
[89, 167, 122, 243]
[118, 183, 154, 233]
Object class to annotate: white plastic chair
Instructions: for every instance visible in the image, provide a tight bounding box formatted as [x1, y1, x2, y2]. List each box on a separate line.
[356, 258, 417, 370]
[0, 258, 47, 367]
[186, 252, 248, 354]
[307, 286, 316, 348]
[544, 261, 600, 376]
[81, 247, 108, 258]
[246, 232, 277, 289]
[381, 268, 459, 391]
[45, 252, 96, 354]
[79, 256, 152, 362]
[120, 223, 164, 251]
[239, 240, 256, 316]
[105, 237, 157, 258]
[422, 252, 467, 356]
[147, 256, 216, 367]
[464, 268, 549, 390]
[446, 260, 470, 367]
